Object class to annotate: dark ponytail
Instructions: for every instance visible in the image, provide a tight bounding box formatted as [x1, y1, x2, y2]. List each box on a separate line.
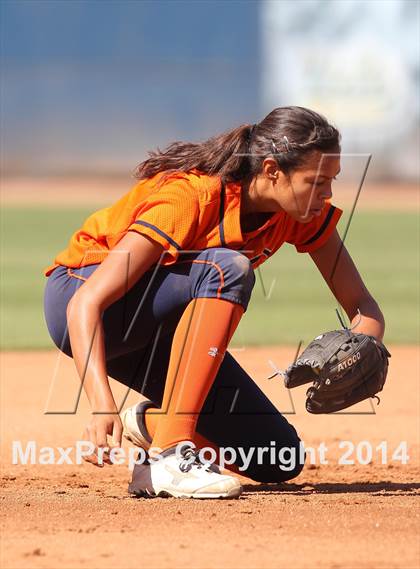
[134, 106, 340, 183]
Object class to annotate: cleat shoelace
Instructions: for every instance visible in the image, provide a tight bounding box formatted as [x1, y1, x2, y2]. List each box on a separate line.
[179, 447, 207, 473]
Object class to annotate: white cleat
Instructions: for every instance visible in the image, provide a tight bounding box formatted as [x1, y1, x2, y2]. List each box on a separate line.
[128, 443, 242, 499]
[121, 400, 155, 450]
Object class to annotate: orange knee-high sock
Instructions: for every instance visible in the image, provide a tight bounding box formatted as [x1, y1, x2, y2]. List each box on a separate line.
[148, 297, 244, 453]
[145, 409, 219, 455]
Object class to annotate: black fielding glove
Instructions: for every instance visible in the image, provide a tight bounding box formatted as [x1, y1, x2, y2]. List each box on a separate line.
[283, 330, 391, 414]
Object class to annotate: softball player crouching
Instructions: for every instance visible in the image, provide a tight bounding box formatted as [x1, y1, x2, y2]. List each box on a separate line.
[43, 106, 385, 499]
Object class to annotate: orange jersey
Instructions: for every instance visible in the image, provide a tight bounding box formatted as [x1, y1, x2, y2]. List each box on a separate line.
[43, 170, 342, 277]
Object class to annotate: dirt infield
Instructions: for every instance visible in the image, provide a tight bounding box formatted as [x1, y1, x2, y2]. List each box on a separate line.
[1, 346, 419, 569]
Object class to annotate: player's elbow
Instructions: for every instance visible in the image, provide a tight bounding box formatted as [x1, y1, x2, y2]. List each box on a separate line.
[352, 295, 385, 341]
[359, 295, 386, 339]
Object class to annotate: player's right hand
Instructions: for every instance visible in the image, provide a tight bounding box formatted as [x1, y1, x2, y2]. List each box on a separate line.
[81, 412, 123, 467]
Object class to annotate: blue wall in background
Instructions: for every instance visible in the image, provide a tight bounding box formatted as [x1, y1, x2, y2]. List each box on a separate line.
[1, 0, 261, 174]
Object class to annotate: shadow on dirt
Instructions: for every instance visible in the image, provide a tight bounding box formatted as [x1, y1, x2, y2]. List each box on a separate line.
[242, 482, 420, 495]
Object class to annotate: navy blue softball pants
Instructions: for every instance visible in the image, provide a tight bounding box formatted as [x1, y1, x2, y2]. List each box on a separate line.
[44, 247, 304, 482]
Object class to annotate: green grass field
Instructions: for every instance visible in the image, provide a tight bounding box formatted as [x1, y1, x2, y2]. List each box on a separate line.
[1, 206, 418, 349]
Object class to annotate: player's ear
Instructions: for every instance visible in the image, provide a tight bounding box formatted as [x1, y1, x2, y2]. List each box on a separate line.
[262, 157, 281, 181]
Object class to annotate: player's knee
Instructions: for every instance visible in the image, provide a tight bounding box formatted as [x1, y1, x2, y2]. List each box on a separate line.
[220, 250, 255, 302]
[193, 249, 255, 310]
[244, 437, 305, 483]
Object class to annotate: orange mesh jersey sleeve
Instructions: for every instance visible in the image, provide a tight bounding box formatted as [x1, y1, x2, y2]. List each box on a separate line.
[285, 203, 343, 253]
[128, 179, 200, 263]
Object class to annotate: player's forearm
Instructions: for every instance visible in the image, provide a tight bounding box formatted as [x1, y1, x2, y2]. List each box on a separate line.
[66, 296, 117, 412]
[346, 296, 385, 342]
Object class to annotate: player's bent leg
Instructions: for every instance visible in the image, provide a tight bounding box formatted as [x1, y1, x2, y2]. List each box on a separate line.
[104, 290, 303, 485]
[129, 247, 255, 450]
[44, 249, 271, 497]
[130, 251, 255, 497]
[112, 341, 305, 484]
[108, 248, 256, 498]
[196, 351, 306, 483]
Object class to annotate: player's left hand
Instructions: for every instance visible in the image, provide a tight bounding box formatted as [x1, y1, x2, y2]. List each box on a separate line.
[282, 330, 391, 413]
